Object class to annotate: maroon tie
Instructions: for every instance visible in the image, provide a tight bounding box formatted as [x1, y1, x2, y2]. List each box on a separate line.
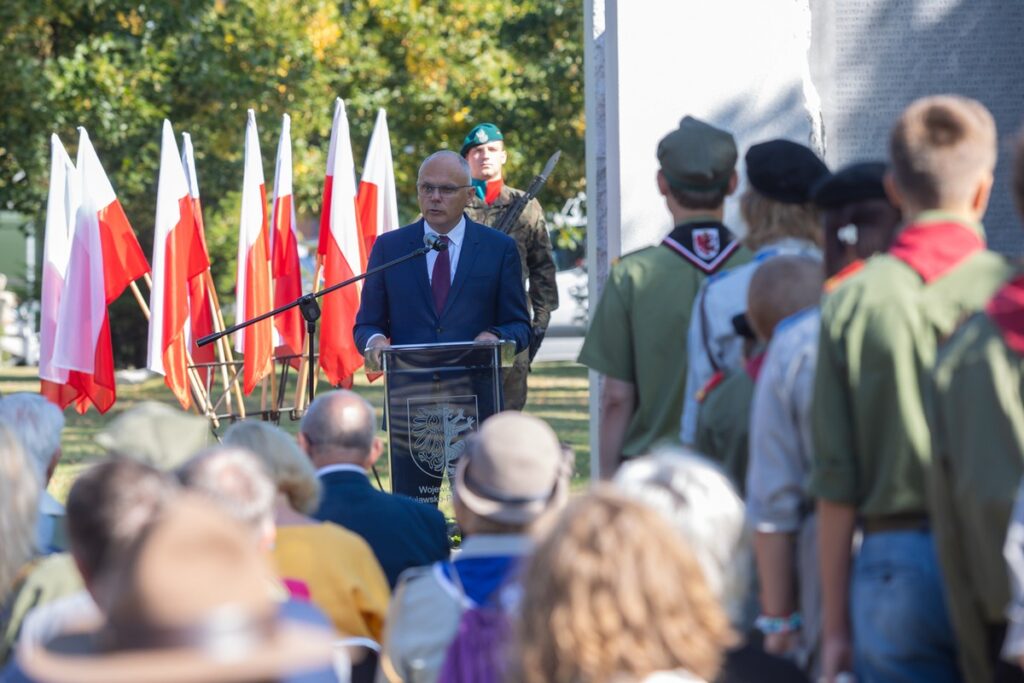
[431, 235, 451, 314]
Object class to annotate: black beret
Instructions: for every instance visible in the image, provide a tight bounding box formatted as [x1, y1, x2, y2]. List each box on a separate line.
[811, 162, 889, 209]
[745, 139, 830, 204]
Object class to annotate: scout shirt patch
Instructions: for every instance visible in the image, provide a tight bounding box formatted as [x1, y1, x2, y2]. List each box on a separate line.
[663, 221, 741, 274]
[824, 259, 865, 293]
[888, 220, 984, 283]
[986, 274, 1024, 355]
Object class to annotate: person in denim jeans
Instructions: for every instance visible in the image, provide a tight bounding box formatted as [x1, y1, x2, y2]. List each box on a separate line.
[811, 95, 1013, 682]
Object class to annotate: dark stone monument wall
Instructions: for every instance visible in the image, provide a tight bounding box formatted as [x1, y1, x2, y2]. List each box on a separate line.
[810, 0, 1024, 254]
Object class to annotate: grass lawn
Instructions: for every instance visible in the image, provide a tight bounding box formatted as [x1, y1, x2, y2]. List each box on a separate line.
[0, 361, 591, 505]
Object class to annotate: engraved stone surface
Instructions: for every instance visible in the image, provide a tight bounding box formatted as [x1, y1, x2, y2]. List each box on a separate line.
[810, 0, 1024, 252]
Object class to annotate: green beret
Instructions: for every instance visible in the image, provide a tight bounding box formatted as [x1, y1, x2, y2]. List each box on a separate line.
[657, 116, 737, 192]
[461, 123, 504, 157]
[745, 139, 829, 204]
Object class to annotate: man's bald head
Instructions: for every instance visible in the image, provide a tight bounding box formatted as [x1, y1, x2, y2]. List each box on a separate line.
[747, 256, 824, 341]
[299, 390, 378, 467]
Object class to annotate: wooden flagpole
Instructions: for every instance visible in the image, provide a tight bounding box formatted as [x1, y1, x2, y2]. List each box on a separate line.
[130, 276, 219, 428]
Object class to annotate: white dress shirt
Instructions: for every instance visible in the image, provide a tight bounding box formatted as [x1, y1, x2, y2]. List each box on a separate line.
[316, 463, 369, 478]
[424, 216, 466, 285]
[365, 218, 468, 350]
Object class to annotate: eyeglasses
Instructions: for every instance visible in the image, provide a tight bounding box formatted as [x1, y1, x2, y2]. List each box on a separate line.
[417, 183, 472, 197]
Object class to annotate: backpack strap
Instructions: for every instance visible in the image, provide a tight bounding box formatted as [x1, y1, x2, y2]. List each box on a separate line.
[433, 561, 476, 611]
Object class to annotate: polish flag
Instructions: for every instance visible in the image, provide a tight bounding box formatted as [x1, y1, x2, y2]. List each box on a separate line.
[318, 98, 365, 386]
[39, 134, 81, 408]
[51, 128, 150, 414]
[234, 109, 273, 395]
[146, 120, 198, 409]
[356, 108, 399, 271]
[270, 113, 304, 361]
[181, 133, 215, 368]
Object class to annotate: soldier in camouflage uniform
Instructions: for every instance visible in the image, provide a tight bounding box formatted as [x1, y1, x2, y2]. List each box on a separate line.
[461, 123, 558, 410]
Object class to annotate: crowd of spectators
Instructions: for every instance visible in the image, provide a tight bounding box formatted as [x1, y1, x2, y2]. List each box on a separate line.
[5, 93, 1024, 683]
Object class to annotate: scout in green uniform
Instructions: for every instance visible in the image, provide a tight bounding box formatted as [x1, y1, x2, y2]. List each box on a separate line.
[811, 95, 1014, 683]
[928, 134, 1024, 683]
[578, 116, 751, 478]
[461, 123, 559, 410]
[696, 257, 823, 494]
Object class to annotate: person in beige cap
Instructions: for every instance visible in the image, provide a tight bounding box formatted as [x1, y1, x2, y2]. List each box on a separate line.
[578, 115, 750, 479]
[376, 411, 571, 683]
[16, 494, 337, 683]
[94, 400, 213, 471]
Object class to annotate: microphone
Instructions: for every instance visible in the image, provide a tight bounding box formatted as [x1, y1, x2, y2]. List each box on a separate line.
[424, 234, 449, 251]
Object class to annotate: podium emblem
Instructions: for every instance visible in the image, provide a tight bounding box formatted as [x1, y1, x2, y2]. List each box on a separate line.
[408, 396, 479, 478]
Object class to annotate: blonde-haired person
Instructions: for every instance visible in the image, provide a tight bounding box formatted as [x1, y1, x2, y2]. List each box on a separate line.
[680, 140, 827, 446]
[615, 449, 810, 683]
[0, 421, 39, 605]
[516, 486, 735, 683]
[222, 421, 390, 642]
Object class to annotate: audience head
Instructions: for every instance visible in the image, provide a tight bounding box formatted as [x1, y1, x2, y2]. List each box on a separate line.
[20, 495, 334, 683]
[746, 255, 825, 341]
[299, 389, 381, 471]
[65, 458, 178, 603]
[95, 401, 211, 471]
[453, 411, 570, 536]
[0, 422, 38, 595]
[812, 161, 902, 276]
[0, 393, 64, 487]
[887, 94, 997, 218]
[223, 421, 322, 515]
[614, 448, 750, 625]
[657, 115, 739, 213]
[178, 446, 276, 551]
[741, 139, 829, 250]
[516, 486, 734, 683]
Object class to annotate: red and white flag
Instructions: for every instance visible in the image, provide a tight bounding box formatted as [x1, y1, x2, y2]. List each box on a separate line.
[146, 120, 199, 409]
[51, 128, 150, 414]
[234, 109, 273, 394]
[181, 132, 216, 368]
[318, 98, 365, 386]
[356, 108, 399, 271]
[270, 113, 304, 361]
[39, 134, 81, 407]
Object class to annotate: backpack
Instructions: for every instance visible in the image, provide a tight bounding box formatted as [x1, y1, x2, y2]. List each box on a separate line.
[436, 563, 512, 683]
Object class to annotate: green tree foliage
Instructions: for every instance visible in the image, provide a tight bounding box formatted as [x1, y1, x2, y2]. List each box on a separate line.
[0, 0, 584, 366]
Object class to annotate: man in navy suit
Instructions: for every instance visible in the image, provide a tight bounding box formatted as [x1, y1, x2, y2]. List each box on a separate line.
[299, 389, 450, 588]
[354, 150, 530, 357]
[354, 150, 531, 504]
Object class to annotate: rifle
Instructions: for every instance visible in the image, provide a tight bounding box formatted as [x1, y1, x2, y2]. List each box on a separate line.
[492, 150, 561, 234]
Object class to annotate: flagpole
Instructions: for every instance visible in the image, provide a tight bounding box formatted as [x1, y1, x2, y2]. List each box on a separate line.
[133, 276, 219, 427]
[204, 272, 247, 418]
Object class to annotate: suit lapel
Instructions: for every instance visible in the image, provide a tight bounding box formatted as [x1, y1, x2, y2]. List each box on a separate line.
[407, 220, 435, 314]
[442, 218, 480, 319]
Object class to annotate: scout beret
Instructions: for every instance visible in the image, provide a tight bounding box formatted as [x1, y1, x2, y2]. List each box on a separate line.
[811, 161, 889, 208]
[745, 139, 829, 203]
[461, 123, 504, 156]
[657, 116, 737, 191]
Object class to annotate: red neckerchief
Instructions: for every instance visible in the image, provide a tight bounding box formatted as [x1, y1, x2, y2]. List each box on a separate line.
[987, 274, 1024, 355]
[888, 220, 984, 283]
[824, 259, 865, 293]
[485, 179, 503, 206]
[744, 352, 767, 381]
